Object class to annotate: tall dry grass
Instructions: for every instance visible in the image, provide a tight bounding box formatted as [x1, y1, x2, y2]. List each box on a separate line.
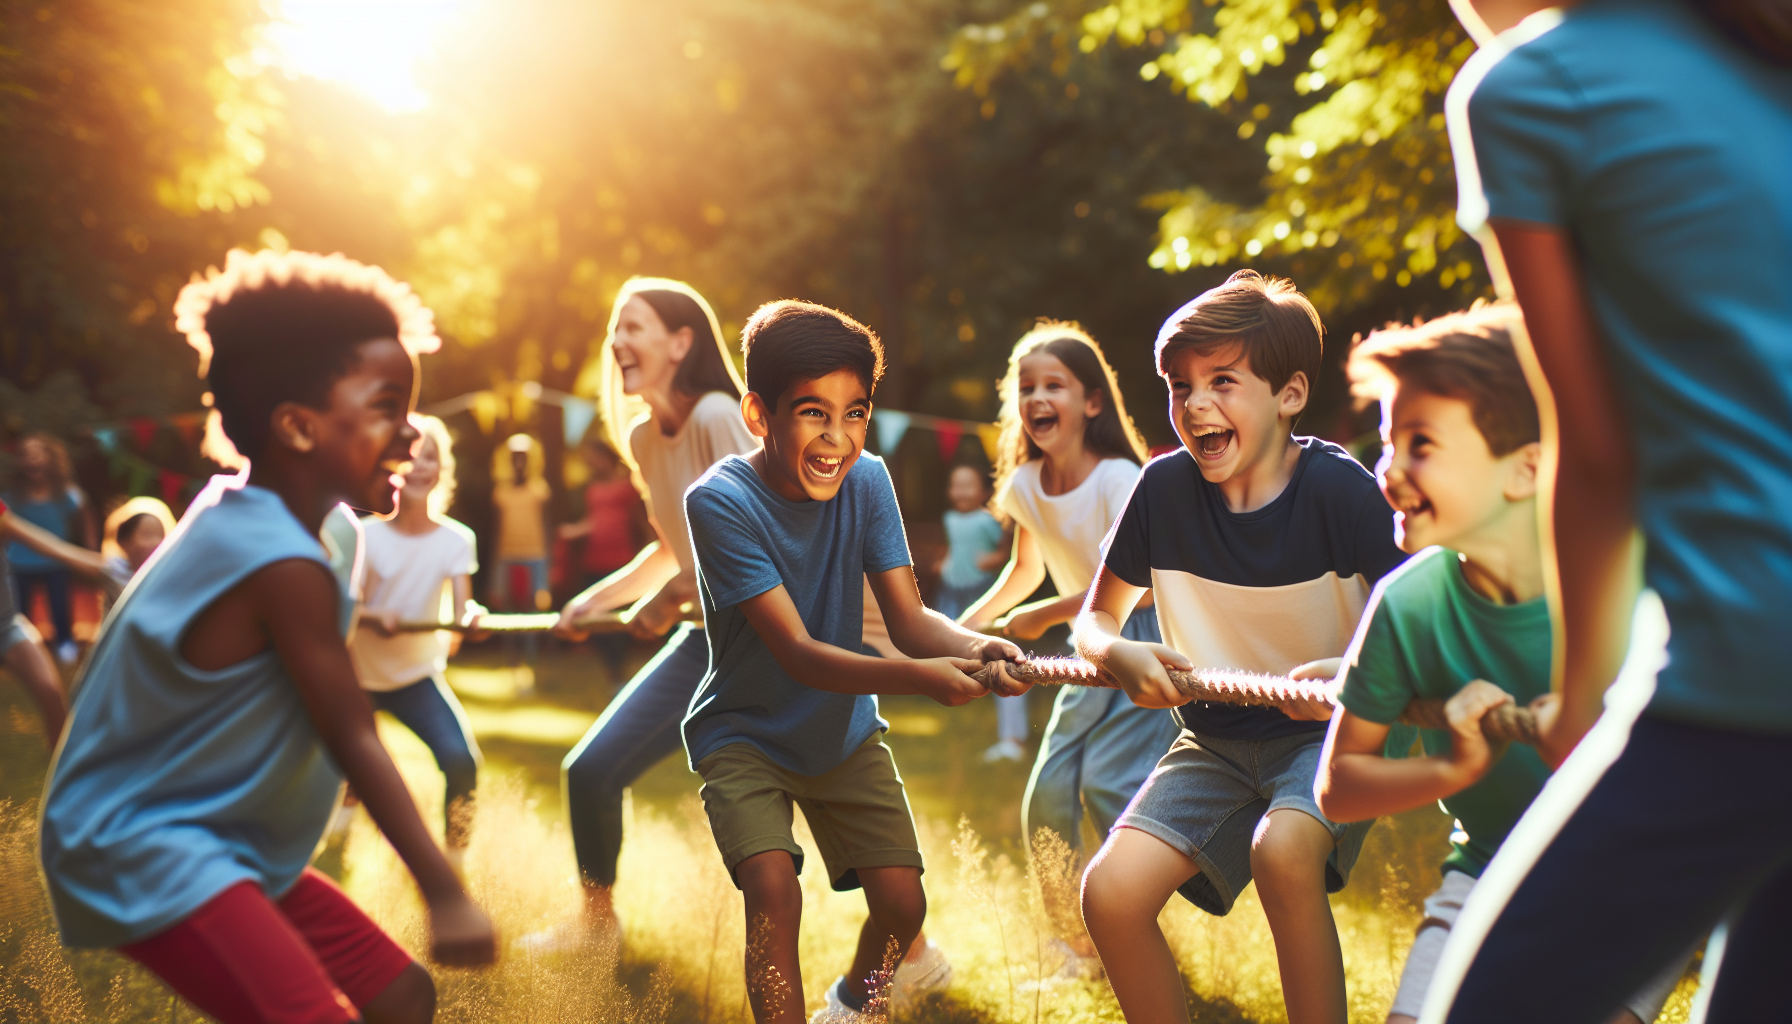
[0, 764, 1701, 1023]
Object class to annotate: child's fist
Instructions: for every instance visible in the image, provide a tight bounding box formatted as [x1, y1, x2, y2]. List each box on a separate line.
[915, 657, 990, 707]
[1441, 680, 1515, 788]
[1106, 640, 1192, 709]
[428, 892, 497, 967]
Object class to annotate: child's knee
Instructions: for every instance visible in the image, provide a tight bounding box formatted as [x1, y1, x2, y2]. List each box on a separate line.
[737, 851, 803, 914]
[858, 866, 926, 932]
[1249, 810, 1332, 891]
[1080, 851, 1156, 931]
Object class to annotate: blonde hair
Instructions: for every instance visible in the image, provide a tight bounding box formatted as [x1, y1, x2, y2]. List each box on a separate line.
[102, 497, 177, 562]
[992, 321, 1148, 512]
[412, 414, 458, 516]
[597, 277, 744, 468]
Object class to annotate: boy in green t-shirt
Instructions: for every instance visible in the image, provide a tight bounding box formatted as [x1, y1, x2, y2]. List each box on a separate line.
[1314, 305, 1680, 1024]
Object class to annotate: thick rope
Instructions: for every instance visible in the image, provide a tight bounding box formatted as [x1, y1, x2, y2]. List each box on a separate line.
[397, 610, 703, 634]
[973, 657, 1539, 745]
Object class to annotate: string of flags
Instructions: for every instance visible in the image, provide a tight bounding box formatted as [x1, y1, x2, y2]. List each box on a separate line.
[424, 383, 1000, 463]
[86, 411, 209, 509]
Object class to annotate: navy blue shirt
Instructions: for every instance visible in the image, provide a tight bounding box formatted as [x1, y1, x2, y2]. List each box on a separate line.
[1451, 0, 1792, 731]
[1103, 439, 1406, 740]
[683, 453, 912, 775]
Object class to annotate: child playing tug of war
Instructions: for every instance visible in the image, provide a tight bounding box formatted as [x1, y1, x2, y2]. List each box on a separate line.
[1314, 305, 1684, 1024]
[680, 299, 1025, 1024]
[1075, 270, 1406, 1024]
[39, 249, 495, 1024]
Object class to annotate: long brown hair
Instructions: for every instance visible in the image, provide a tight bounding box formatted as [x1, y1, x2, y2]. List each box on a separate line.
[597, 276, 745, 468]
[992, 322, 1148, 509]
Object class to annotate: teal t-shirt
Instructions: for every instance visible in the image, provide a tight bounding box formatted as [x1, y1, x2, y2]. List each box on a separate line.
[940, 509, 1003, 589]
[1336, 547, 1552, 878]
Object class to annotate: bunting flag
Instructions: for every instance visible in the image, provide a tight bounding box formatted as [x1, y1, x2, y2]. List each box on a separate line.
[874, 410, 911, 455]
[561, 396, 597, 446]
[976, 423, 1003, 464]
[934, 421, 964, 463]
[129, 418, 158, 451]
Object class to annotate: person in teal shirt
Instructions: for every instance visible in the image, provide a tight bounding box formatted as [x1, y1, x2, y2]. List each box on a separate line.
[1315, 306, 1681, 1023]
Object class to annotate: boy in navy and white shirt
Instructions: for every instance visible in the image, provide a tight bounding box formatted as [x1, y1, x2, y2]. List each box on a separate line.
[1074, 271, 1404, 1024]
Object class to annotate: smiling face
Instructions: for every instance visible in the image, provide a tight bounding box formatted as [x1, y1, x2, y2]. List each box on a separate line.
[1016, 351, 1102, 462]
[1377, 385, 1537, 553]
[303, 337, 420, 516]
[743, 368, 870, 502]
[610, 295, 692, 397]
[1163, 344, 1306, 484]
[401, 433, 442, 503]
[120, 516, 166, 570]
[18, 438, 50, 482]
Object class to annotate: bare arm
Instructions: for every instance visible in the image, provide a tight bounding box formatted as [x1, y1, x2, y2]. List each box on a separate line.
[1073, 566, 1191, 709]
[867, 565, 1025, 693]
[1490, 221, 1641, 766]
[0, 511, 108, 579]
[735, 582, 992, 705]
[246, 560, 495, 965]
[959, 524, 1047, 629]
[1315, 680, 1513, 823]
[553, 528, 679, 638]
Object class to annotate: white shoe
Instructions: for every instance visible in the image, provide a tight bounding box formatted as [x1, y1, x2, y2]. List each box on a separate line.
[891, 939, 953, 1010]
[981, 738, 1026, 763]
[810, 976, 878, 1023]
[55, 640, 79, 666]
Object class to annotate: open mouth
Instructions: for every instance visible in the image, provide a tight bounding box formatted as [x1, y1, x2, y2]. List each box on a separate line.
[1191, 426, 1234, 459]
[1027, 411, 1059, 436]
[807, 454, 845, 480]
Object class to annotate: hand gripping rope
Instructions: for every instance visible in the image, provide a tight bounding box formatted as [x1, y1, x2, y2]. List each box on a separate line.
[969, 657, 1541, 745]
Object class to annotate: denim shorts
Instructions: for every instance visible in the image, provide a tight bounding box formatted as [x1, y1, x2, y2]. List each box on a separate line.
[1115, 728, 1372, 916]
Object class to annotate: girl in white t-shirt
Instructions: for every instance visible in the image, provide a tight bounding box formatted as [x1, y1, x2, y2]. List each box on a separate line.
[350, 415, 485, 859]
[960, 322, 1180, 975]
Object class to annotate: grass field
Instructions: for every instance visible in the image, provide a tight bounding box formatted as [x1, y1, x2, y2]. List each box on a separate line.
[0, 638, 1700, 1023]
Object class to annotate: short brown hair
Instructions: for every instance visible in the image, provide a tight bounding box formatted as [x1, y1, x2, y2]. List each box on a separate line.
[1347, 301, 1539, 457]
[1154, 270, 1324, 394]
[741, 299, 884, 409]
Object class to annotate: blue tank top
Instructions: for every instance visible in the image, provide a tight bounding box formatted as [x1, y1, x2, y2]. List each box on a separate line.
[40, 475, 355, 947]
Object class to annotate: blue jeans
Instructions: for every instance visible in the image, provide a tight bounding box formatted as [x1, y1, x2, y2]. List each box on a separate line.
[11, 570, 72, 647]
[370, 676, 482, 847]
[1443, 714, 1792, 1023]
[1022, 607, 1180, 857]
[562, 623, 709, 886]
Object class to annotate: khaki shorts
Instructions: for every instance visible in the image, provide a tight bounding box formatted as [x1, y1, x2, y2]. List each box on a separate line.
[696, 737, 923, 892]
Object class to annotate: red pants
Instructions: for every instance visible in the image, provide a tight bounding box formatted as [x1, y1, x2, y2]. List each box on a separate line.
[120, 869, 415, 1024]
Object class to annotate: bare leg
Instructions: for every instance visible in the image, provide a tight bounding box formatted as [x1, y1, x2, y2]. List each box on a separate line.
[844, 866, 926, 1001]
[737, 851, 805, 1024]
[4, 627, 66, 745]
[1082, 827, 1199, 1024]
[362, 962, 435, 1024]
[1251, 809, 1344, 1024]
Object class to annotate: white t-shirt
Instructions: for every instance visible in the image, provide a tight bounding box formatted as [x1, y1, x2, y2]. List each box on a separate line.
[349, 516, 477, 691]
[630, 390, 758, 573]
[997, 457, 1140, 597]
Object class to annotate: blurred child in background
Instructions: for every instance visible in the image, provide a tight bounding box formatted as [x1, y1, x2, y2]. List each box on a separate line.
[352, 414, 485, 866]
[0, 498, 68, 745]
[559, 436, 649, 679]
[99, 498, 176, 595]
[930, 464, 1015, 759]
[4, 432, 96, 664]
[958, 321, 1172, 976]
[492, 433, 551, 613]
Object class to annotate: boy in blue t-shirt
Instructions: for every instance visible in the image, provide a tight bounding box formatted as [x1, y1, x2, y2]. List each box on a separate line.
[1314, 305, 1681, 1024]
[682, 299, 1024, 1024]
[1432, 2, 1792, 1021]
[39, 250, 495, 1024]
[1074, 270, 1405, 1024]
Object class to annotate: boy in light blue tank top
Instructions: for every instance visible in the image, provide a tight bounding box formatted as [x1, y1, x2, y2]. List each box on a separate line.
[40, 249, 495, 1024]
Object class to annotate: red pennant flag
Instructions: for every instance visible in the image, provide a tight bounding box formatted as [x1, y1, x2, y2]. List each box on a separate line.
[159, 470, 185, 509]
[934, 421, 964, 463]
[130, 418, 158, 451]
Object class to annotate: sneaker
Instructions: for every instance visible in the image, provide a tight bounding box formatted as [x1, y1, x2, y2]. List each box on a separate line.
[891, 939, 953, 1010]
[809, 976, 877, 1023]
[981, 738, 1026, 763]
[1043, 935, 1104, 980]
[55, 640, 79, 666]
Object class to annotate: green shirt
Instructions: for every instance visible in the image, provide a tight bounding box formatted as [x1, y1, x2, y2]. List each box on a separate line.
[1337, 546, 1552, 877]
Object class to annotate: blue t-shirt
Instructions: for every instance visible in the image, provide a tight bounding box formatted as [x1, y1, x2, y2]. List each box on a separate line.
[1103, 439, 1407, 740]
[5, 488, 80, 572]
[683, 453, 913, 775]
[940, 508, 1003, 589]
[40, 476, 353, 947]
[1450, 0, 1792, 732]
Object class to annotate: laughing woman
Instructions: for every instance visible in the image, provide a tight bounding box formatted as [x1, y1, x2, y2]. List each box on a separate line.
[527, 278, 756, 949]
